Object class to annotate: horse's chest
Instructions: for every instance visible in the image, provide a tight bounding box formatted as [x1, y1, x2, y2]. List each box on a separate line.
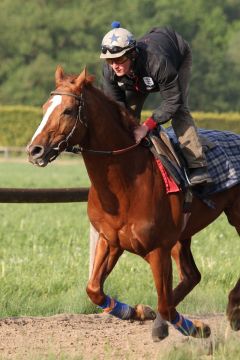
[118, 222, 158, 254]
[101, 224, 145, 253]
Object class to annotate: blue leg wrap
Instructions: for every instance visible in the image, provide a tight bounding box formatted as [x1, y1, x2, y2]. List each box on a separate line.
[99, 295, 135, 320]
[171, 312, 196, 336]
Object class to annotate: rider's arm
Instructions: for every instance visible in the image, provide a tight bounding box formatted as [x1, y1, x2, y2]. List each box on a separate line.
[144, 56, 182, 129]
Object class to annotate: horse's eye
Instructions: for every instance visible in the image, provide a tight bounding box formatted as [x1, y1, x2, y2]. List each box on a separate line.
[63, 108, 73, 116]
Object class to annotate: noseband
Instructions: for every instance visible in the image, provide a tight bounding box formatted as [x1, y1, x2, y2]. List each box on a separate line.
[50, 90, 140, 157]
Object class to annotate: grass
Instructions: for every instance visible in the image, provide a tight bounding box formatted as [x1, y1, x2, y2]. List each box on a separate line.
[157, 335, 240, 360]
[0, 156, 239, 318]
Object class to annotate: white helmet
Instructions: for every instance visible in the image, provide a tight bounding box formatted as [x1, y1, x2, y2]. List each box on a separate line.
[100, 21, 136, 59]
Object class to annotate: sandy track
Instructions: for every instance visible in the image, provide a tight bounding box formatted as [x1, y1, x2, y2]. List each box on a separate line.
[0, 313, 239, 359]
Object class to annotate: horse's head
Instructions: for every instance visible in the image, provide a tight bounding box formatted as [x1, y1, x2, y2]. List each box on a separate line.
[27, 66, 94, 167]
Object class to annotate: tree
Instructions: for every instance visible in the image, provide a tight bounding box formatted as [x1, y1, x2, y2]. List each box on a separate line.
[0, 0, 239, 111]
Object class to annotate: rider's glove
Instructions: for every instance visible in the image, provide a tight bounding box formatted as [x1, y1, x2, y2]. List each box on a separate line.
[143, 117, 157, 130]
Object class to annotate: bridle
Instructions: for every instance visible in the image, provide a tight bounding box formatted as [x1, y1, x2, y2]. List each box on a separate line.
[50, 90, 86, 156]
[50, 90, 140, 156]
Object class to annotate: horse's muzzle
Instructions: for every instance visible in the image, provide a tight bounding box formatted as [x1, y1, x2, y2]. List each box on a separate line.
[27, 144, 59, 167]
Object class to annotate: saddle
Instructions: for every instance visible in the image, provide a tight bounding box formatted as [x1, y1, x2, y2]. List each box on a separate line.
[146, 126, 216, 212]
[149, 129, 188, 189]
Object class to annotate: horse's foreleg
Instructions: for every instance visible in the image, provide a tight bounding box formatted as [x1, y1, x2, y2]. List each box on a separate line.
[227, 279, 240, 331]
[150, 239, 201, 341]
[87, 234, 140, 320]
[147, 246, 210, 339]
[144, 253, 169, 340]
[171, 239, 201, 306]
[86, 233, 122, 305]
[147, 247, 176, 321]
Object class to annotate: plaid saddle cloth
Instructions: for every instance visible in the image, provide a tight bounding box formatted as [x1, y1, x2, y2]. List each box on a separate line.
[165, 127, 240, 196]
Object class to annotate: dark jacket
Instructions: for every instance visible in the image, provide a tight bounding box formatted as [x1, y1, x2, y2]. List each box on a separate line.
[102, 26, 190, 124]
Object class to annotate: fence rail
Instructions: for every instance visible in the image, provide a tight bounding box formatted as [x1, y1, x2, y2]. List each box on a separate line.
[0, 187, 89, 203]
[0, 147, 78, 159]
[0, 146, 26, 158]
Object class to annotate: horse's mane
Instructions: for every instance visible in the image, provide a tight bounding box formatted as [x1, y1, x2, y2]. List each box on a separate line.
[84, 83, 138, 135]
[60, 73, 138, 136]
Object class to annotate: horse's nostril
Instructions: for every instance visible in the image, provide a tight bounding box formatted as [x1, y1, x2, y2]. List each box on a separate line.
[29, 145, 45, 159]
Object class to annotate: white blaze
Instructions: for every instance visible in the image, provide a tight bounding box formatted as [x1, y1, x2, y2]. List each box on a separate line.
[31, 95, 62, 142]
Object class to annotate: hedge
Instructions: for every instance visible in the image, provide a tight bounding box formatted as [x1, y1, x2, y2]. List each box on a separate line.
[0, 106, 42, 146]
[142, 111, 240, 134]
[0, 105, 239, 146]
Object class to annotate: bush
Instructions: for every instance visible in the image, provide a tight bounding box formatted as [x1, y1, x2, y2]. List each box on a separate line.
[0, 106, 239, 146]
[0, 105, 42, 146]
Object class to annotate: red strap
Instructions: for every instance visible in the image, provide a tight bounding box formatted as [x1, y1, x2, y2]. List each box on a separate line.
[156, 159, 180, 193]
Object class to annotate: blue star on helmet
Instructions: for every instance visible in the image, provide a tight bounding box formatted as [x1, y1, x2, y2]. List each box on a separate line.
[110, 33, 119, 44]
[127, 35, 134, 45]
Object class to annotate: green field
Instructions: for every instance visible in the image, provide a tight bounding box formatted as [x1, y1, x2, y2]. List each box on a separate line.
[0, 156, 239, 319]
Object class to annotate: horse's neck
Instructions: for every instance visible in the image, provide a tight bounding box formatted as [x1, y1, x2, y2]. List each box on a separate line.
[81, 87, 150, 199]
[83, 86, 133, 151]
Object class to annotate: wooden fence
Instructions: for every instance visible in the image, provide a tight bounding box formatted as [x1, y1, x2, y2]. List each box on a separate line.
[0, 146, 76, 159]
[0, 187, 98, 277]
[0, 187, 89, 203]
[0, 146, 26, 158]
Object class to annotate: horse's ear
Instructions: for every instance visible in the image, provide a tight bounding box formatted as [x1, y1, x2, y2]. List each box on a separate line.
[84, 67, 95, 83]
[55, 65, 64, 86]
[75, 67, 95, 88]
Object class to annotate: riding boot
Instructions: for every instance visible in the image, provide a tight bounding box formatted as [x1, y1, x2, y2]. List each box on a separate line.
[188, 167, 213, 186]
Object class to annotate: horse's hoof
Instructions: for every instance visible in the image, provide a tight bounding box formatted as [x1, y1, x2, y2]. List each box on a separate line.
[191, 320, 211, 338]
[134, 304, 156, 321]
[228, 307, 240, 331]
[151, 312, 169, 341]
[152, 323, 169, 341]
[230, 319, 240, 331]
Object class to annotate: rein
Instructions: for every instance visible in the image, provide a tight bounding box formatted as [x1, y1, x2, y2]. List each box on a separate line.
[50, 90, 140, 156]
[66, 142, 140, 156]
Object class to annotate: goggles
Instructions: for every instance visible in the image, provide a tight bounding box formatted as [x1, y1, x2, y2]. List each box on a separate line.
[101, 42, 135, 54]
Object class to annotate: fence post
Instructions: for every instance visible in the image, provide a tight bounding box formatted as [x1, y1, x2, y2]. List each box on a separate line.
[89, 224, 99, 278]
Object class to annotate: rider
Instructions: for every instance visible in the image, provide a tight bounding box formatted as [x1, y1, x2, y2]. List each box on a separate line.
[100, 22, 212, 186]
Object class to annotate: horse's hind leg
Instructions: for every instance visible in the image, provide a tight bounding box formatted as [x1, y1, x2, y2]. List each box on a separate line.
[224, 196, 240, 330]
[227, 279, 240, 330]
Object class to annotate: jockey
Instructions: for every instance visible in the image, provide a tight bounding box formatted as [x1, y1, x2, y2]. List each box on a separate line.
[100, 21, 212, 186]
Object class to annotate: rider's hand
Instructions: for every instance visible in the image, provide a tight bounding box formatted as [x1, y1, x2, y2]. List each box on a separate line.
[134, 124, 149, 143]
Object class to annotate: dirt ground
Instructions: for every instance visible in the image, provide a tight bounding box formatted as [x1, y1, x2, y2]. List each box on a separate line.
[0, 312, 239, 360]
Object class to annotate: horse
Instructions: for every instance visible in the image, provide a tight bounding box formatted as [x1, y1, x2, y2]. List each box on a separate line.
[27, 66, 240, 340]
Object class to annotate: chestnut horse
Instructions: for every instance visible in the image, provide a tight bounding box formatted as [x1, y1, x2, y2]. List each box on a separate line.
[27, 66, 240, 340]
